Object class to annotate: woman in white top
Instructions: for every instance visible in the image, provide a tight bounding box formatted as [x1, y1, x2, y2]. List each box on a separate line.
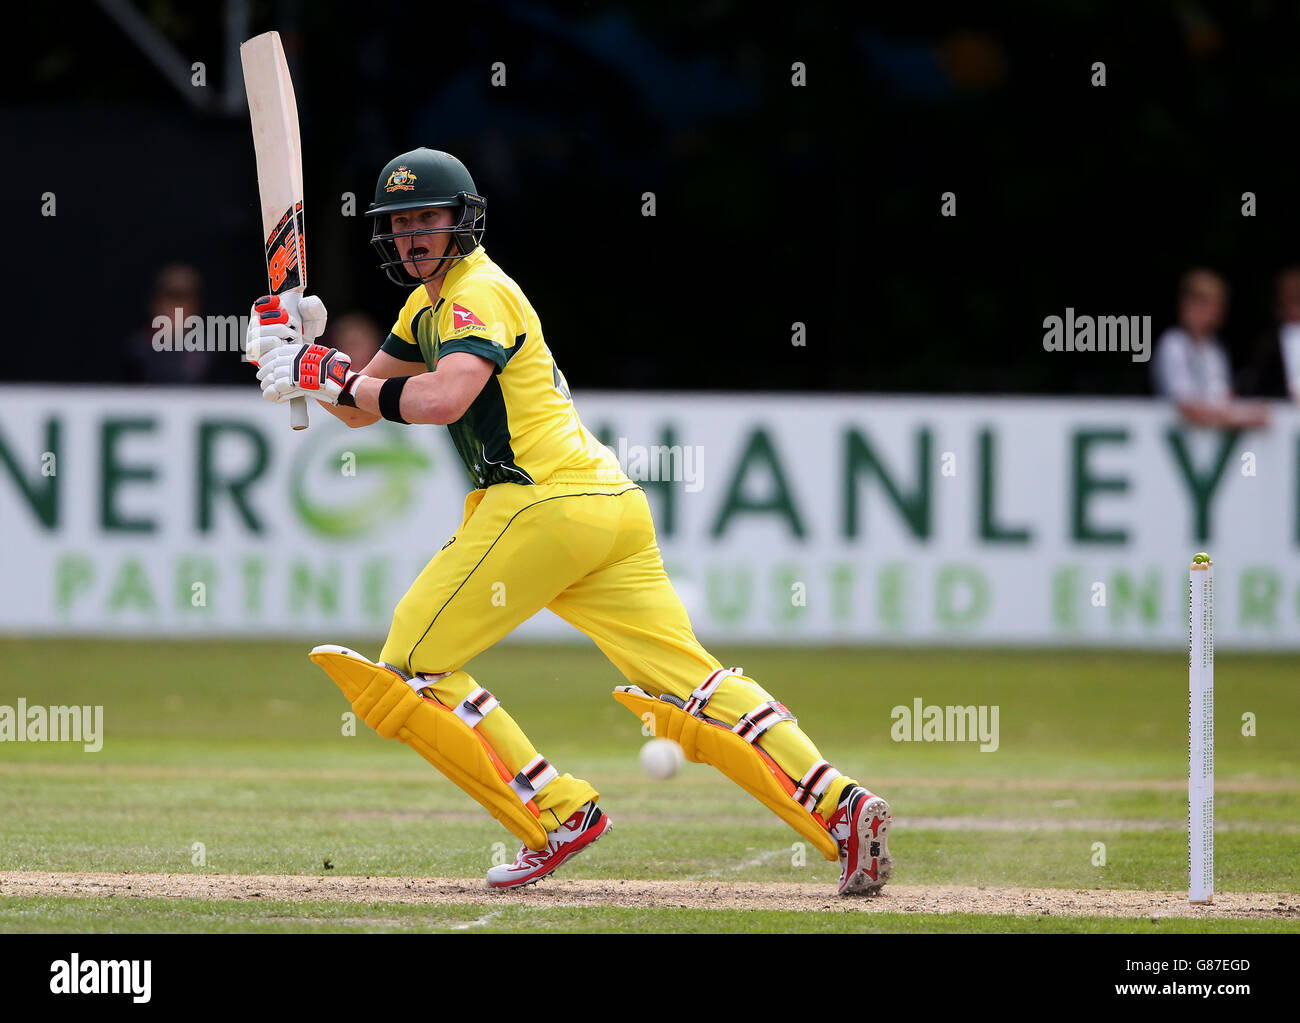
[1151, 267, 1269, 429]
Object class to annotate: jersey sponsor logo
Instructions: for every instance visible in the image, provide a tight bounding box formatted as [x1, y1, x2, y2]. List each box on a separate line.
[444, 301, 494, 342]
[452, 303, 485, 328]
[444, 325, 493, 342]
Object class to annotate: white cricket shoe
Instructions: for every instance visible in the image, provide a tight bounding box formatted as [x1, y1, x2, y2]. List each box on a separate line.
[827, 786, 892, 895]
[486, 802, 613, 889]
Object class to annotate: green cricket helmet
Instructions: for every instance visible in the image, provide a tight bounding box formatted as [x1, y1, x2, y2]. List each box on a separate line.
[365, 148, 486, 286]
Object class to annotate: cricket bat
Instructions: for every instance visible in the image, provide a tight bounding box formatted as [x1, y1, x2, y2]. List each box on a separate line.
[240, 30, 309, 431]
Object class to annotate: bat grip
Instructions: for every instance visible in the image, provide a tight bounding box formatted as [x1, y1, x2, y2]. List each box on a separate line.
[290, 395, 309, 430]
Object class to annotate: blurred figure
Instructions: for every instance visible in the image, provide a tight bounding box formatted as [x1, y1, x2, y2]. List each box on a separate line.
[1151, 268, 1269, 428]
[325, 312, 382, 368]
[123, 265, 220, 384]
[1238, 266, 1300, 402]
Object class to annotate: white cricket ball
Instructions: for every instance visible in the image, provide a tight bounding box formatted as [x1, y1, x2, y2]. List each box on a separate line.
[639, 738, 684, 780]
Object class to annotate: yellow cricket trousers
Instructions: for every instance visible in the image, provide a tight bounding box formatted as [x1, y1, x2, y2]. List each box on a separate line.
[378, 477, 855, 831]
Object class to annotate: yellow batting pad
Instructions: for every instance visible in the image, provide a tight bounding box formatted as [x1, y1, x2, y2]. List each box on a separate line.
[310, 646, 548, 851]
[614, 689, 838, 861]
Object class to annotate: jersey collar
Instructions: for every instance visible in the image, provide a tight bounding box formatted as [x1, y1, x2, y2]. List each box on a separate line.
[441, 244, 486, 291]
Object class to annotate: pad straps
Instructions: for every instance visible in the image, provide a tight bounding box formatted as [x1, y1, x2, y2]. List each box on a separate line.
[684, 666, 744, 717]
[412, 674, 501, 728]
[452, 686, 500, 728]
[732, 700, 796, 743]
[685, 668, 796, 744]
[414, 674, 555, 804]
[510, 755, 559, 803]
[792, 760, 842, 811]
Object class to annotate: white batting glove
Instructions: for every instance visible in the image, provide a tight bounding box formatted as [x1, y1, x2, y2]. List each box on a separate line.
[257, 342, 364, 406]
[245, 293, 329, 366]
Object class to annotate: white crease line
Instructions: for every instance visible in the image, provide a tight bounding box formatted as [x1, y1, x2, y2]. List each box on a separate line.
[447, 910, 503, 931]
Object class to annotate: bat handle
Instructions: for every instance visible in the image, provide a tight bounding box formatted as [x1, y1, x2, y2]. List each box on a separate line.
[290, 395, 309, 430]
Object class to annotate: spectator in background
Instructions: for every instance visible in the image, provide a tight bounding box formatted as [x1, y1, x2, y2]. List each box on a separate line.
[1151, 268, 1269, 429]
[123, 265, 222, 384]
[325, 312, 382, 368]
[1238, 266, 1300, 403]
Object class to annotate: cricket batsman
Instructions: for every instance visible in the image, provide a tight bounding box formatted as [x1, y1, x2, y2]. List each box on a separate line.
[247, 147, 892, 894]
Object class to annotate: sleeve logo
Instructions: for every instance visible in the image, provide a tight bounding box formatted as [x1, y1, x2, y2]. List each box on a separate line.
[452, 303, 486, 328]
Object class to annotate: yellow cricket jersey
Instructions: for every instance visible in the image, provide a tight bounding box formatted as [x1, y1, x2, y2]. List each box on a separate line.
[380, 246, 628, 489]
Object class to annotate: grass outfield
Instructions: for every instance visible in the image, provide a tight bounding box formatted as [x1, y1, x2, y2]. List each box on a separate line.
[0, 638, 1297, 933]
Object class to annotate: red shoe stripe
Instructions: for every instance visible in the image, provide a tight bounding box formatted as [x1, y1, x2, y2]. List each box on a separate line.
[489, 816, 609, 887]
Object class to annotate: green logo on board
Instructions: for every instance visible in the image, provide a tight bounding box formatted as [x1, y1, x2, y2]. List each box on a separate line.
[289, 426, 433, 538]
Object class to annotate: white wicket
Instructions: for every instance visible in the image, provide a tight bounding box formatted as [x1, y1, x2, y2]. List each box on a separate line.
[1188, 554, 1214, 904]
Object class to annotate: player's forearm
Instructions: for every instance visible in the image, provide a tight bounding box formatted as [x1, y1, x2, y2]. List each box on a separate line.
[348, 373, 463, 425]
[316, 399, 380, 428]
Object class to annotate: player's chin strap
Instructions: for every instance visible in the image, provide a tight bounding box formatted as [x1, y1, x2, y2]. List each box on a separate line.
[613, 678, 840, 862]
[308, 645, 552, 851]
